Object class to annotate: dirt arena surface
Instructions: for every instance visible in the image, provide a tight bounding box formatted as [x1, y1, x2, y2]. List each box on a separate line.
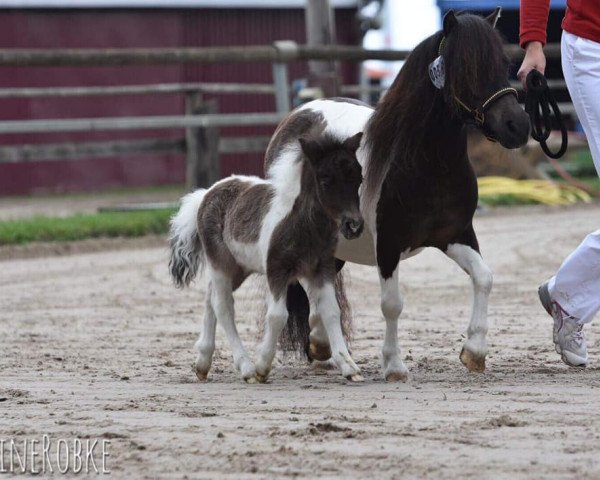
[1, 204, 599, 478]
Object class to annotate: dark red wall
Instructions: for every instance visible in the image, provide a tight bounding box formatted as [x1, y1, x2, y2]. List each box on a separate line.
[0, 8, 360, 195]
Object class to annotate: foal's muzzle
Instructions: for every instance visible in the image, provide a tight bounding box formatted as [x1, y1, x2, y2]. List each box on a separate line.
[341, 216, 364, 240]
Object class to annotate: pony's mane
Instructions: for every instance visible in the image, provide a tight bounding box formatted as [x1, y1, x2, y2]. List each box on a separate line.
[363, 12, 509, 203]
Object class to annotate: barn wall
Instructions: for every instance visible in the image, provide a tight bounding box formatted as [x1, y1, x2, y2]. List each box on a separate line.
[0, 8, 360, 195]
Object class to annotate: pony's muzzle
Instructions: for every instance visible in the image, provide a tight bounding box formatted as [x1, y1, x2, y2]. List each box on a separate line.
[341, 216, 364, 240]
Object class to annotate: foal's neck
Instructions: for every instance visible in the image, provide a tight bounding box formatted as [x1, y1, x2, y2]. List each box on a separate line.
[295, 159, 336, 229]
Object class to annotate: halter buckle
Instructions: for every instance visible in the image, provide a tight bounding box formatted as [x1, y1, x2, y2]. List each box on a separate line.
[474, 110, 485, 126]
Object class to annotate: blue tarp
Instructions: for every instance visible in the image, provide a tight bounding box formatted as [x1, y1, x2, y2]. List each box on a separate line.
[437, 0, 566, 10]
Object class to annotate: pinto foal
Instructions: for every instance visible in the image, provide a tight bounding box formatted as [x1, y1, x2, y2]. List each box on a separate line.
[169, 132, 364, 383]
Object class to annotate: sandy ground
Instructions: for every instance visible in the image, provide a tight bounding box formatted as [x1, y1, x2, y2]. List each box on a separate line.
[1, 204, 600, 479]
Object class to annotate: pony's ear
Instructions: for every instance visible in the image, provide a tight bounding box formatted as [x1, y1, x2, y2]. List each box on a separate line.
[485, 7, 502, 28]
[299, 137, 323, 165]
[343, 132, 363, 153]
[443, 10, 458, 36]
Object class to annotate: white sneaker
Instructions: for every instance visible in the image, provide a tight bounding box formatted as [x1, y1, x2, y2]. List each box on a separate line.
[538, 281, 588, 367]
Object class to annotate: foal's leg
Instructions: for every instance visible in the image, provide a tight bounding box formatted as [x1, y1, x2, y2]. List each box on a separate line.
[255, 290, 288, 383]
[307, 281, 362, 381]
[445, 227, 493, 373]
[307, 259, 344, 361]
[209, 269, 257, 382]
[379, 265, 409, 382]
[193, 283, 217, 381]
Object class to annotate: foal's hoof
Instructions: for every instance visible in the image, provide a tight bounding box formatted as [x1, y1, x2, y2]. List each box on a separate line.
[385, 370, 409, 383]
[346, 373, 364, 383]
[255, 371, 270, 383]
[460, 348, 486, 373]
[308, 342, 332, 362]
[245, 376, 259, 384]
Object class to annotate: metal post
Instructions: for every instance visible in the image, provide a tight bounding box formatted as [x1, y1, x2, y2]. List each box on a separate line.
[272, 41, 297, 114]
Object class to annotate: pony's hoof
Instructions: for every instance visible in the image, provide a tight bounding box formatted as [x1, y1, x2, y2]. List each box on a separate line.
[385, 370, 409, 383]
[346, 373, 364, 382]
[245, 376, 259, 384]
[192, 363, 209, 382]
[460, 348, 486, 373]
[308, 341, 332, 362]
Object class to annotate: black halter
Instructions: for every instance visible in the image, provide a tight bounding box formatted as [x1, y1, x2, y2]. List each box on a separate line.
[438, 37, 518, 127]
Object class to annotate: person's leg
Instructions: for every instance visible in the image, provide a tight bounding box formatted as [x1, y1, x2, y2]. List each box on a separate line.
[549, 32, 600, 325]
[537, 32, 600, 366]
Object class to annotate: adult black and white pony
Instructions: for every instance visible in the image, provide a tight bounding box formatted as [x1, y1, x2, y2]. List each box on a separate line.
[264, 9, 530, 381]
[169, 132, 364, 383]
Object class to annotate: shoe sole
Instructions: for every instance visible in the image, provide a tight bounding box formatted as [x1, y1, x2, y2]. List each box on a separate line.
[538, 281, 552, 315]
[561, 349, 588, 367]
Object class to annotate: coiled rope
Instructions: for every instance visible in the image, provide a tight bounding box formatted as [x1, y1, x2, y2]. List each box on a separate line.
[524, 70, 568, 159]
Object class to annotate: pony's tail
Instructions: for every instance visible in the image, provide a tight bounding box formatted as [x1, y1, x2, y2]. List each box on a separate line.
[168, 189, 207, 288]
[279, 265, 353, 357]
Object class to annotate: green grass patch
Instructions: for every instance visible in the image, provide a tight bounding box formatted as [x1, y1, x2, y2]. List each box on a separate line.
[479, 194, 540, 206]
[0, 208, 176, 246]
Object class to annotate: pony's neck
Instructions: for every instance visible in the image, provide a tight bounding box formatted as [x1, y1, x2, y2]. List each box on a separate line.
[365, 31, 469, 191]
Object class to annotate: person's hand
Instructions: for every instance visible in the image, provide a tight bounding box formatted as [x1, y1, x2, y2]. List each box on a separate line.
[517, 41, 546, 90]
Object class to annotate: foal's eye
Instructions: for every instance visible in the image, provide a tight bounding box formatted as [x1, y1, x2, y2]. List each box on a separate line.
[320, 176, 334, 187]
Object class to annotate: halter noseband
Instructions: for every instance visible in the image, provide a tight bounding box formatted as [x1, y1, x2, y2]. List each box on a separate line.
[438, 37, 518, 127]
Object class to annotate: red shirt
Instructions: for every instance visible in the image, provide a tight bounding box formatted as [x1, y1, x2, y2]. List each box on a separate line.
[520, 0, 600, 47]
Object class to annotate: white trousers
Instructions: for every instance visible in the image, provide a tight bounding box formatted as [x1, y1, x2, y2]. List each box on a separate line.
[548, 31, 600, 324]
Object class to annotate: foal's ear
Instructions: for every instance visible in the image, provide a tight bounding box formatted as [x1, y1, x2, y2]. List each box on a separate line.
[343, 132, 363, 153]
[443, 10, 458, 36]
[485, 7, 502, 28]
[299, 137, 323, 164]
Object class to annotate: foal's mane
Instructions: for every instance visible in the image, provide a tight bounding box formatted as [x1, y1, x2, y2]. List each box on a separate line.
[363, 12, 509, 201]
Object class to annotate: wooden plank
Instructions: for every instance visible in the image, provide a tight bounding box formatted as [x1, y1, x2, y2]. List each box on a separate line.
[218, 135, 271, 154]
[0, 138, 184, 163]
[0, 135, 272, 163]
[185, 96, 220, 190]
[305, 0, 340, 97]
[0, 44, 560, 67]
[0, 45, 411, 67]
[0, 82, 276, 99]
[0, 113, 285, 135]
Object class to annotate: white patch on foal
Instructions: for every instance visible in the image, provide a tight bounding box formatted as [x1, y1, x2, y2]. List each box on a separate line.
[225, 147, 303, 274]
[299, 100, 379, 266]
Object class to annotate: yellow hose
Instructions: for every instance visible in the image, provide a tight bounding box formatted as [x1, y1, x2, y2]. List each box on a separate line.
[478, 176, 592, 206]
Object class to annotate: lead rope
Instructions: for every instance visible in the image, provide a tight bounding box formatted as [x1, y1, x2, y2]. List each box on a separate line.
[524, 70, 568, 159]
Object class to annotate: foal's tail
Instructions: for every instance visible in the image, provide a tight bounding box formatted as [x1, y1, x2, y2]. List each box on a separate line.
[168, 189, 207, 288]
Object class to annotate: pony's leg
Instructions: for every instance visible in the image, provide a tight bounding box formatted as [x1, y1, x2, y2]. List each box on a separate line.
[210, 270, 257, 382]
[379, 265, 409, 382]
[254, 290, 288, 383]
[445, 229, 493, 373]
[192, 283, 217, 381]
[307, 281, 362, 381]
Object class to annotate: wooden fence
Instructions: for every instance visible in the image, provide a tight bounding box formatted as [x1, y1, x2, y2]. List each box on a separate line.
[0, 43, 565, 190]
